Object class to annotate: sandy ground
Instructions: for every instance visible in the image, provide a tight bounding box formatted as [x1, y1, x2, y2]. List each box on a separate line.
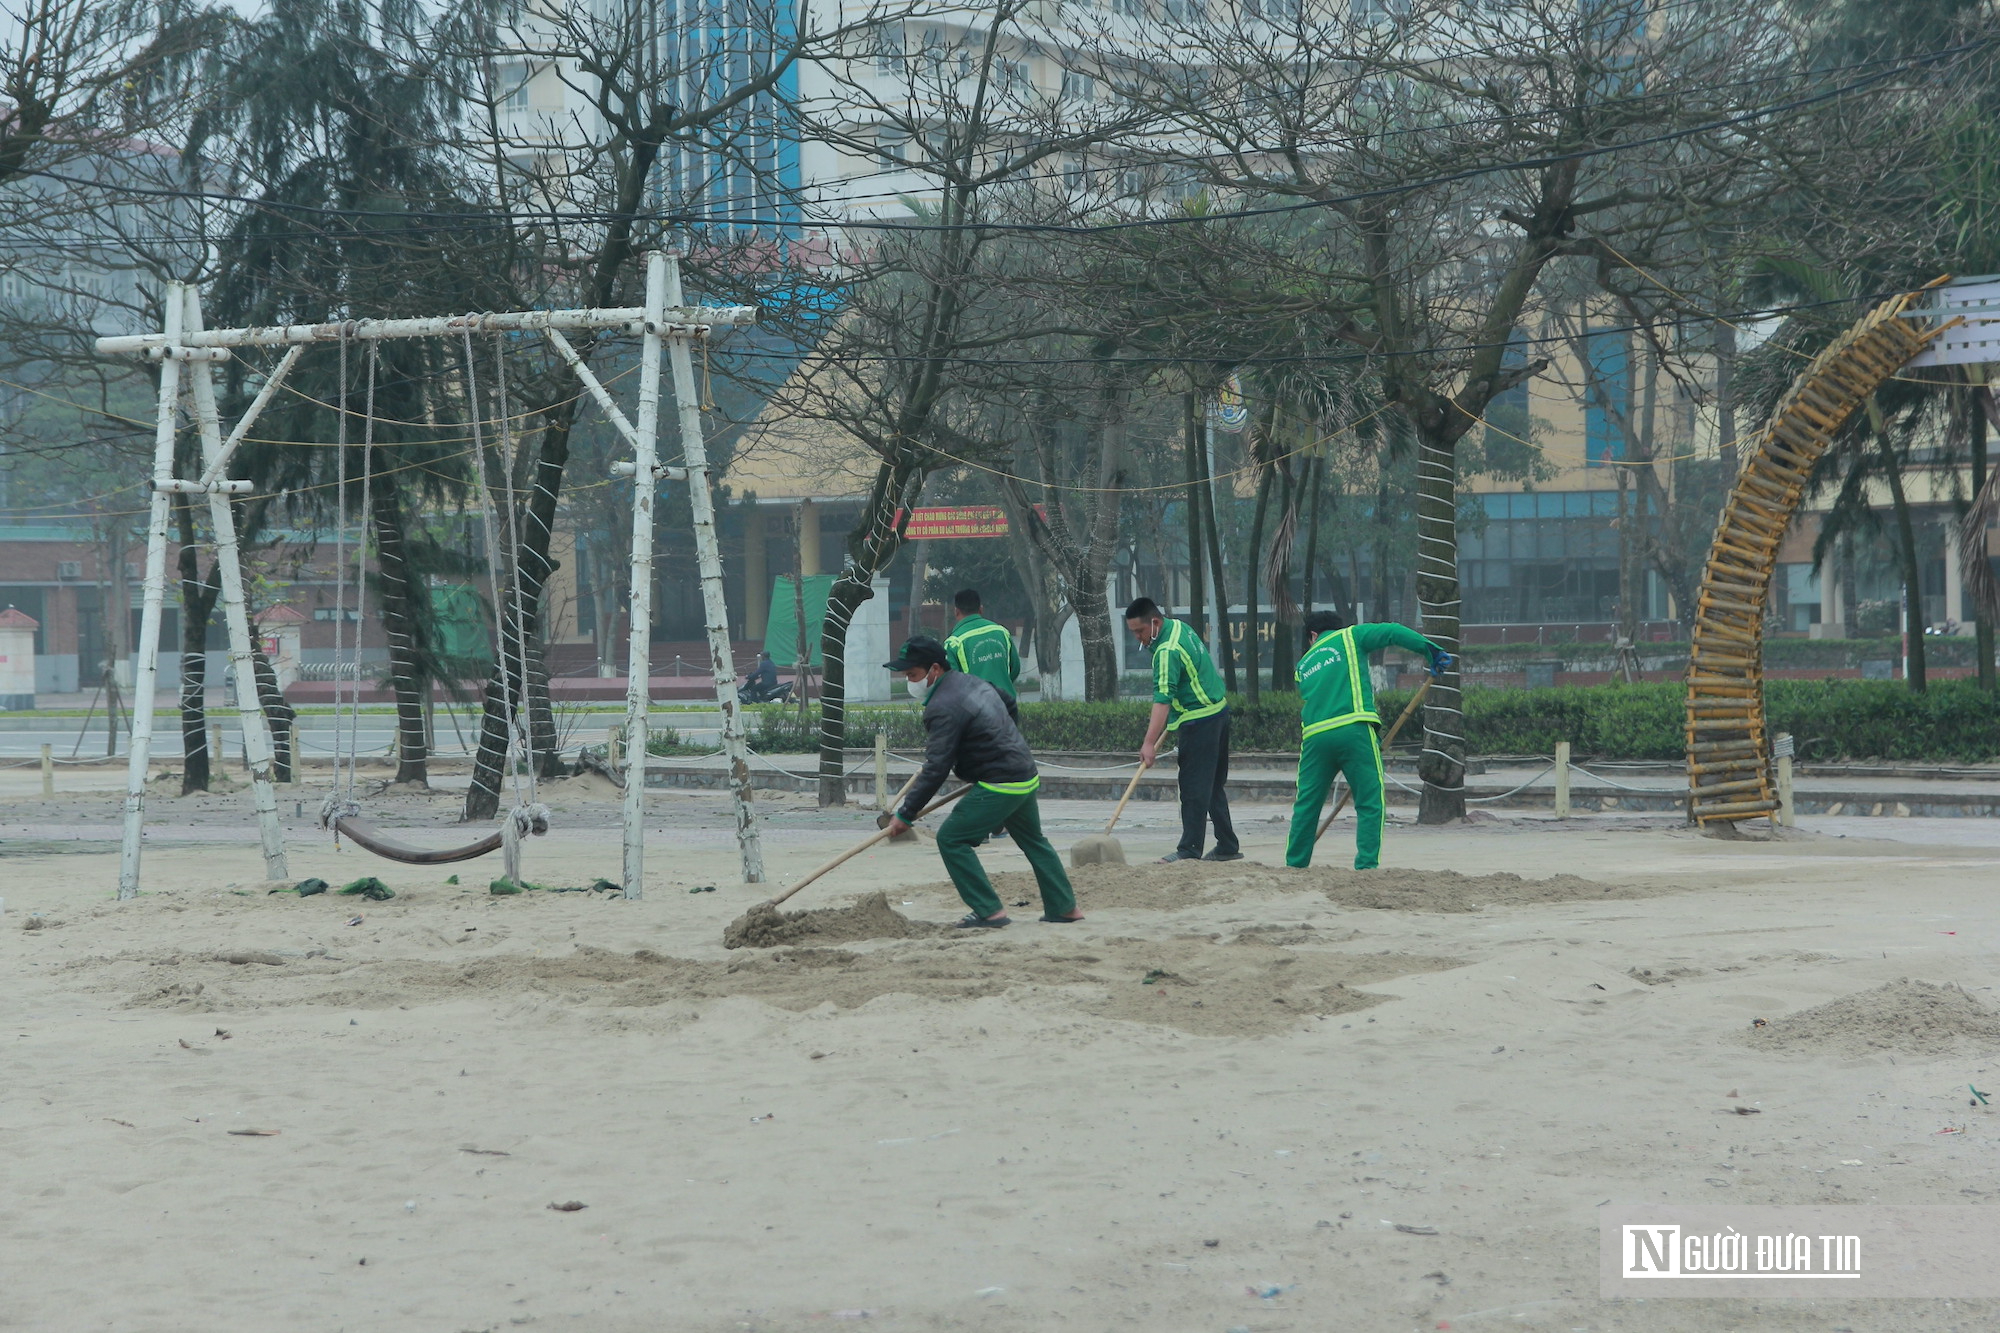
[5, 773, 2000, 1331]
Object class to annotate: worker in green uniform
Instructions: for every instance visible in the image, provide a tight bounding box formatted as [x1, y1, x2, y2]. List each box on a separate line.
[1286, 609, 1452, 870]
[1125, 596, 1239, 863]
[944, 588, 1020, 720]
[883, 636, 1081, 928]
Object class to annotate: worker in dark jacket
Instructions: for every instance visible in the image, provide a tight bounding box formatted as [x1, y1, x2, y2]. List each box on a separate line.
[884, 635, 1080, 929]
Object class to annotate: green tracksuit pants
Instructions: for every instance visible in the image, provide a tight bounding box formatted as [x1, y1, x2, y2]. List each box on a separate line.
[1284, 723, 1386, 870]
[936, 785, 1077, 920]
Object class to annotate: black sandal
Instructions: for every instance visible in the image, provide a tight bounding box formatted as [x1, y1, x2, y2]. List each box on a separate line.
[1039, 913, 1084, 923]
[954, 912, 1009, 929]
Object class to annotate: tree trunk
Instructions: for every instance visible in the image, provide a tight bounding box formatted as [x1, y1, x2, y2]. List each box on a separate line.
[1880, 436, 1928, 693]
[816, 459, 926, 805]
[1077, 409, 1126, 701]
[1198, 424, 1236, 691]
[1268, 459, 1297, 694]
[1866, 396, 1926, 691]
[462, 91, 665, 818]
[524, 623, 559, 778]
[1183, 393, 1207, 640]
[1614, 466, 1639, 678]
[1000, 489, 1062, 693]
[905, 538, 930, 639]
[370, 489, 431, 786]
[251, 645, 294, 784]
[463, 418, 573, 820]
[1411, 421, 1465, 823]
[1715, 322, 1738, 476]
[1301, 453, 1325, 620]
[1243, 463, 1272, 705]
[175, 501, 220, 796]
[1972, 381, 1995, 690]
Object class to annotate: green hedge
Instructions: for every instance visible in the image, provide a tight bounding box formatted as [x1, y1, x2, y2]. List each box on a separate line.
[749, 680, 2000, 763]
[1456, 637, 1978, 670]
[1459, 680, 2000, 761]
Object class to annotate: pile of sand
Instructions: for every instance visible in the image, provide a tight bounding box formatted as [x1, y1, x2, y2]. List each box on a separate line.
[1746, 978, 2000, 1057]
[951, 861, 1658, 916]
[109, 930, 1463, 1038]
[1309, 866, 1652, 914]
[722, 891, 942, 949]
[948, 861, 1322, 913]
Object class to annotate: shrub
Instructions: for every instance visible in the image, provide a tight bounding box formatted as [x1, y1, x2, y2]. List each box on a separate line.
[643, 726, 711, 757]
[737, 680, 2000, 763]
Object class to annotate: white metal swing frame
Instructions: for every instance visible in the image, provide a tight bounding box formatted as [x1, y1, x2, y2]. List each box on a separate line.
[98, 251, 766, 899]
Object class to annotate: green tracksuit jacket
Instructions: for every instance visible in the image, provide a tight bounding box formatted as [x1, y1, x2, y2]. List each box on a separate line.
[1287, 622, 1440, 870]
[944, 614, 1020, 703]
[1149, 618, 1227, 731]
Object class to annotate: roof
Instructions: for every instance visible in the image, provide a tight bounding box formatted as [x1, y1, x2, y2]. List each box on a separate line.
[0, 607, 41, 629]
[724, 338, 883, 505]
[255, 603, 309, 626]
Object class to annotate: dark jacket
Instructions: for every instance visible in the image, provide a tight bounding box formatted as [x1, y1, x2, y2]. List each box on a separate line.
[898, 669, 1037, 819]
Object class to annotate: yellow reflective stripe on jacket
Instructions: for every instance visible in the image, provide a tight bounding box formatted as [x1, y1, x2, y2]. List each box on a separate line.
[977, 775, 1041, 795]
[1170, 622, 1218, 710]
[1161, 621, 1224, 727]
[946, 621, 1010, 669]
[1297, 627, 1379, 736]
[1302, 711, 1376, 738]
[1170, 698, 1226, 728]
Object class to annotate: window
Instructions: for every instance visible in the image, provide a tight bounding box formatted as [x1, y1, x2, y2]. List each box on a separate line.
[501, 60, 532, 110]
[921, 26, 950, 67]
[1112, 0, 1145, 17]
[873, 29, 902, 76]
[1060, 69, 1095, 102]
[1063, 156, 1091, 191]
[875, 125, 910, 162]
[996, 58, 1031, 92]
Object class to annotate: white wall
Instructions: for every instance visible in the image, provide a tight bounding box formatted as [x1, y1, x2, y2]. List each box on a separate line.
[843, 576, 893, 702]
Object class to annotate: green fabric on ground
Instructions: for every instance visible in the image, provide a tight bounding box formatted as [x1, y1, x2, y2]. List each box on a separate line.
[934, 785, 1076, 920]
[1285, 723, 1386, 870]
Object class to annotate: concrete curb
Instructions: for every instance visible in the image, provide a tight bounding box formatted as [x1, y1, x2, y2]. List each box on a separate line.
[641, 763, 1997, 817]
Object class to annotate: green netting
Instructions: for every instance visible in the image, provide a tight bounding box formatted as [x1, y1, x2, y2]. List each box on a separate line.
[762, 574, 834, 668]
[431, 584, 494, 670]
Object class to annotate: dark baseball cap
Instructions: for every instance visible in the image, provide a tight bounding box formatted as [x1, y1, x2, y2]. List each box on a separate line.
[884, 635, 948, 671]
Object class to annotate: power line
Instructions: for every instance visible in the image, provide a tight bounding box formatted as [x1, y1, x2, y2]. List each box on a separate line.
[3, 33, 1981, 242]
[712, 284, 1955, 369]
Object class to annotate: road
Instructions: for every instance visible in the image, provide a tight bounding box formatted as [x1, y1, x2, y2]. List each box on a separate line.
[0, 709, 730, 762]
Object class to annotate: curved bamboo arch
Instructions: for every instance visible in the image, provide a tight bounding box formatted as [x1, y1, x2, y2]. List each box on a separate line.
[1686, 286, 1951, 825]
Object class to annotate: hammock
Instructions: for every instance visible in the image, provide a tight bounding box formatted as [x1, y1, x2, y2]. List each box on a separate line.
[330, 816, 504, 865]
[324, 803, 549, 867]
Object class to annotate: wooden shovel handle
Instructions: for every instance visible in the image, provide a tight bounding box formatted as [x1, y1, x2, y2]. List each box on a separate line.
[768, 784, 972, 907]
[1315, 678, 1432, 843]
[875, 767, 922, 827]
[1103, 765, 1146, 835]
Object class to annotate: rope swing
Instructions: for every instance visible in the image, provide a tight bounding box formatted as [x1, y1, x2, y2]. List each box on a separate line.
[319, 328, 549, 871]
